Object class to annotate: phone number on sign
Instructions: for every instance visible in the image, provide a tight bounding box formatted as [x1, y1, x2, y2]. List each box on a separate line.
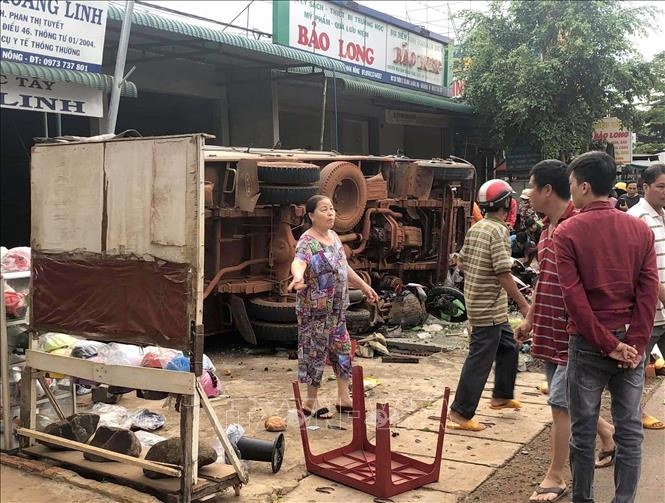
[28, 55, 89, 71]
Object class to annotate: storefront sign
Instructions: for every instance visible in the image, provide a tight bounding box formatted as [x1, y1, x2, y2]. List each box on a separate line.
[506, 144, 541, 174]
[1, 73, 103, 116]
[273, 0, 449, 95]
[385, 109, 449, 127]
[0, 0, 108, 73]
[593, 116, 632, 165]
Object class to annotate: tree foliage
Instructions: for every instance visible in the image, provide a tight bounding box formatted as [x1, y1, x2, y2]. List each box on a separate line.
[635, 51, 665, 154]
[455, 0, 661, 159]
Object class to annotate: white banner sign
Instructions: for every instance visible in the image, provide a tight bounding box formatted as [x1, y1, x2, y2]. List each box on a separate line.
[274, 0, 449, 95]
[592, 117, 632, 165]
[1, 73, 103, 116]
[0, 0, 108, 73]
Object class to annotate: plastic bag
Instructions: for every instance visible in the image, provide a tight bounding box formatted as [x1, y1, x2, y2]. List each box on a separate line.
[4, 291, 26, 318]
[223, 424, 245, 465]
[71, 340, 107, 359]
[96, 343, 144, 366]
[199, 370, 221, 398]
[91, 403, 133, 429]
[130, 409, 165, 431]
[141, 347, 180, 369]
[39, 332, 80, 353]
[1, 246, 30, 272]
[165, 352, 216, 372]
[134, 430, 167, 448]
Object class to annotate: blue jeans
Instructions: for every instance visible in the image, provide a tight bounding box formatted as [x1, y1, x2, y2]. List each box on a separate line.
[567, 335, 645, 503]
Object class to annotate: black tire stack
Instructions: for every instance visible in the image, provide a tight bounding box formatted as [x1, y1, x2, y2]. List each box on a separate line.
[257, 162, 320, 205]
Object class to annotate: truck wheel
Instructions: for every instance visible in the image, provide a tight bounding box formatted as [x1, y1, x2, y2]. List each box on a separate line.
[425, 286, 467, 323]
[257, 162, 320, 185]
[246, 296, 297, 323]
[345, 308, 371, 334]
[319, 161, 367, 232]
[258, 185, 319, 205]
[250, 320, 299, 347]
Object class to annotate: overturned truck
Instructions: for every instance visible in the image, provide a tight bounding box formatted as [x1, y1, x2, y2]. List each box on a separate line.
[31, 134, 475, 347]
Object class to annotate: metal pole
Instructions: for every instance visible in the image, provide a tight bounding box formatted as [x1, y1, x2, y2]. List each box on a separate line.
[42, 113, 48, 138]
[319, 76, 328, 151]
[105, 0, 134, 134]
[55, 114, 62, 137]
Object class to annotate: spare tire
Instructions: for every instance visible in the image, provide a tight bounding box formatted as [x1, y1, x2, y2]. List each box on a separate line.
[258, 184, 319, 205]
[247, 296, 297, 323]
[345, 308, 371, 334]
[257, 162, 320, 185]
[319, 161, 367, 232]
[251, 320, 298, 347]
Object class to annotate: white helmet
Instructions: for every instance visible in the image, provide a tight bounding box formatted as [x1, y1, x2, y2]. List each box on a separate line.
[477, 179, 515, 209]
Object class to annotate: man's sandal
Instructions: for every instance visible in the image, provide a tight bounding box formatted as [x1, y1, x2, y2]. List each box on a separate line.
[448, 418, 487, 431]
[528, 485, 568, 503]
[595, 448, 616, 468]
[643, 414, 665, 430]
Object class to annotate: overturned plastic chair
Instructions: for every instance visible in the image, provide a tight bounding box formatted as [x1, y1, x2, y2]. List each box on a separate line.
[292, 365, 450, 498]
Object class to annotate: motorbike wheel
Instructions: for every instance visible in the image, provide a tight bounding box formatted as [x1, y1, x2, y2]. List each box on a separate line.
[425, 286, 467, 323]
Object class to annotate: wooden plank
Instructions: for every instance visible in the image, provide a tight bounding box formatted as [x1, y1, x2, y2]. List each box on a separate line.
[17, 428, 181, 477]
[381, 355, 420, 364]
[197, 382, 248, 484]
[36, 374, 66, 420]
[26, 351, 196, 395]
[22, 445, 238, 495]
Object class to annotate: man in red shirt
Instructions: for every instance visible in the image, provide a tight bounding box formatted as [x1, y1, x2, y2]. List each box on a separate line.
[554, 151, 658, 503]
[517, 160, 615, 502]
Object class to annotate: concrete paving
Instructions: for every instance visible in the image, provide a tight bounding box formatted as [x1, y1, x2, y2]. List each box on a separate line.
[1, 348, 660, 502]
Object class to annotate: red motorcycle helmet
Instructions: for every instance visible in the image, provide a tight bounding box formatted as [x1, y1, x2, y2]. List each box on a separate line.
[477, 179, 514, 209]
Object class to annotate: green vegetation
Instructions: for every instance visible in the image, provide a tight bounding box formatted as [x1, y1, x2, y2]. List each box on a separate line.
[455, 1, 663, 160]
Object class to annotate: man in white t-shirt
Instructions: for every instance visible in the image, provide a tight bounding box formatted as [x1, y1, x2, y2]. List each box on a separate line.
[627, 163, 665, 430]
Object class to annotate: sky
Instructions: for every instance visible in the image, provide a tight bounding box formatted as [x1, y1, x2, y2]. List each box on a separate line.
[141, 0, 665, 61]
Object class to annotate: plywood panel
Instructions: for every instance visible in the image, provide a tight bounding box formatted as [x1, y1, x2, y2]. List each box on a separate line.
[31, 143, 104, 253]
[104, 136, 202, 264]
[151, 139, 188, 246]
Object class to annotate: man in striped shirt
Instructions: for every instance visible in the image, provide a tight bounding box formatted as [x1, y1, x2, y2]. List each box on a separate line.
[516, 161, 615, 502]
[627, 163, 665, 430]
[449, 179, 530, 432]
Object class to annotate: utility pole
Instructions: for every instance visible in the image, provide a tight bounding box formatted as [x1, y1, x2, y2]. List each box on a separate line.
[104, 0, 135, 134]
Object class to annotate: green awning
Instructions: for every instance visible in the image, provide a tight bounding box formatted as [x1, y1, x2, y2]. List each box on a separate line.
[108, 4, 347, 73]
[1, 61, 138, 98]
[338, 74, 472, 113]
[281, 68, 472, 114]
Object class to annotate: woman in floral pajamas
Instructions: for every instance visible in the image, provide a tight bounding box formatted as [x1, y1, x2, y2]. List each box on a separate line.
[288, 195, 378, 418]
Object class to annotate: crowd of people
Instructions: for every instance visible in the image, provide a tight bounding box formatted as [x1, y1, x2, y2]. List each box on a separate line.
[286, 155, 663, 503]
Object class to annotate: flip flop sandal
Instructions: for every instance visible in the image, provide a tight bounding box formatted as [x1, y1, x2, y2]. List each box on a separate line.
[335, 404, 354, 413]
[448, 418, 487, 431]
[595, 448, 616, 468]
[643, 414, 665, 430]
[303, 407, 334, 419]
[489, 399, 522, 410]
[528, 485, 568, 503]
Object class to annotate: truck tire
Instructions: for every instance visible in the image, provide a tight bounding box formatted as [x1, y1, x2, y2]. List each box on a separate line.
[319, 161, 367, 232]
[258, 184, 319, 205]
[246, 297, 297, 323]
[345, 308, 371, 334]
[257, 162, 320, 185]
[425, 286, 467, 323]
[250, 320, 299, 346]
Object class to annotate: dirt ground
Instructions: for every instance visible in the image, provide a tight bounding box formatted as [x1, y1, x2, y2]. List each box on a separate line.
[463, 375, 664, 503]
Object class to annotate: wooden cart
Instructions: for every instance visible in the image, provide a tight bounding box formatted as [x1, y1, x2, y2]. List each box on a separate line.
[19, 134, 247, 502]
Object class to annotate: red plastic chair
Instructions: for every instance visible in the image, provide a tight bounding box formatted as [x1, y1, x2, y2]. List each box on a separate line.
[292, 365, 450, 498]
